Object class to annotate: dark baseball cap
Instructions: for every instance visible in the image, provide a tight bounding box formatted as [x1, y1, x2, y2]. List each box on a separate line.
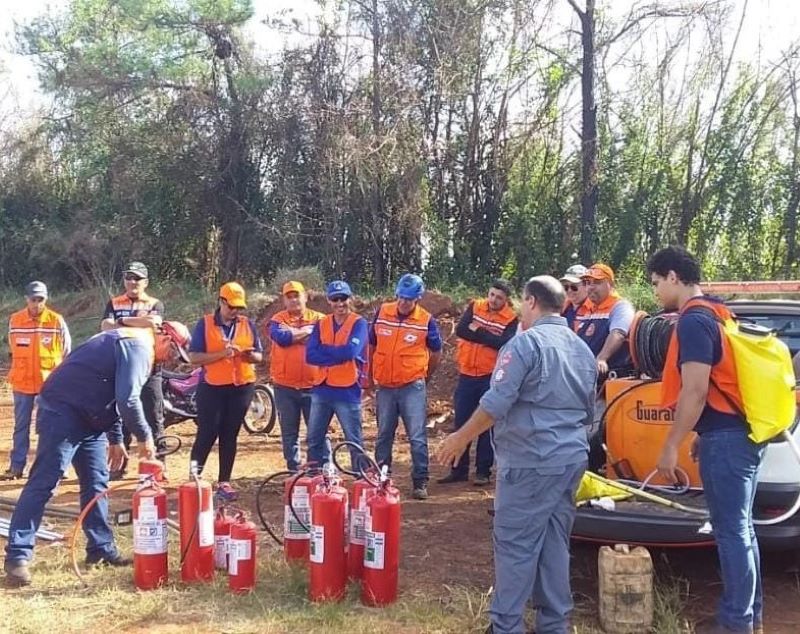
[123, 261, 149, 279]
[25, 281, 48, 299]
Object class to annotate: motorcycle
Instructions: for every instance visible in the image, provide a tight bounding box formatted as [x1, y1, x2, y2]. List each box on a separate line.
[162, 368, 278, 435]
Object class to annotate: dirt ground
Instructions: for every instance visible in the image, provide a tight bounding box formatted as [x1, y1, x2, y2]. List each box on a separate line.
[2, 295, 800, 633]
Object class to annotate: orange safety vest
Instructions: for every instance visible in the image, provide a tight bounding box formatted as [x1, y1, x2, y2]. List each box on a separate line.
[8, 307, 67, 394]
[661, 297, 743, 415]
[108, 292, 161, 319]
[203, 314, 257, 386]
[270, 308, 325, 389]
[315, 312, 361, 388]
[372, 302, 432, 387]
[456, 298, 517, 377]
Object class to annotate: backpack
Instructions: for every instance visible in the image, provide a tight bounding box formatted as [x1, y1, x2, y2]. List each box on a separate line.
[692, 307, 796, 443]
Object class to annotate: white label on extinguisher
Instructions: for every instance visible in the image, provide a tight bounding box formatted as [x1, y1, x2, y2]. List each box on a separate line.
[214, 535, 229, 569]
[309, 525, 324, 564]
[198, 509, 214, 548]
[134, 517, 167, 555]
[284, 489, 310, 540]
[138, 497, 158, 523]
[364, 530, 386, 570]
[349, 509, 366, 546]
[228, 538, 252, 576]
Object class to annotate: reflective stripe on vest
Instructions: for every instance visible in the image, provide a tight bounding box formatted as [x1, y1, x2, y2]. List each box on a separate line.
[270, 308, 325, 389]
[8, 307, 67, 394]
[109, 293, 160, 319]
[372, 302, 432, 387]
[315, 313, 360, 387]
[456, 299, 517, 377]
[575, 293, 631, 368]
[661, 297, 743, 415]
[203, 314, 257, 386]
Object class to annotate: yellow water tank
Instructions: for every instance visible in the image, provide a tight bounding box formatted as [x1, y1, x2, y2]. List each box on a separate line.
[598, 543, 654, 633]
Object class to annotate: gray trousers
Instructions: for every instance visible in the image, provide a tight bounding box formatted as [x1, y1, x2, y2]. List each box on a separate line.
[489, 461, 587, 634]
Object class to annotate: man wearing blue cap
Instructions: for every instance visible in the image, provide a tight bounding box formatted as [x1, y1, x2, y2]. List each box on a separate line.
[369, 274, 442, 499]
[305, 281, 368, 469]
[3, 282, 71, 480]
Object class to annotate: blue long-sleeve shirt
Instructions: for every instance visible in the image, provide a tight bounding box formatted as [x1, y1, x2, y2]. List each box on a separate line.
[306, 315, 368, 403]
[38, 330, 154, 445]
[269, 320, 295, 347]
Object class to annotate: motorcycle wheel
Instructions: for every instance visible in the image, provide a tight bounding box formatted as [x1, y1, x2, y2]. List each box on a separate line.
[244, 384, 277, 435]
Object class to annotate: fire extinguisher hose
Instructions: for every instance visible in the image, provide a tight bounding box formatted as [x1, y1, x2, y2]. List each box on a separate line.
[332, 440, 380, 480]
[69, 479, 151, 587]
[255, 469, 294, 545]
[178, 471, 203, 567]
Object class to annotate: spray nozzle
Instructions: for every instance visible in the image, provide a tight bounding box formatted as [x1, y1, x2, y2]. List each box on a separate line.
[189, 460, 199, 478]
[379, 465, 389, 484]
[322, 462, 336, 480]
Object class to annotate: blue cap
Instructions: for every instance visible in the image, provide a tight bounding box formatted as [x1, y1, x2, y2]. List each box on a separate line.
[326, 280, 353, 298]
[25, 281, 48, 299]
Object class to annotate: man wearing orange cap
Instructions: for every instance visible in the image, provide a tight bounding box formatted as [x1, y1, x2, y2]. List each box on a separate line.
[576, 263, 635, 377]
[269, 281, 326, 471]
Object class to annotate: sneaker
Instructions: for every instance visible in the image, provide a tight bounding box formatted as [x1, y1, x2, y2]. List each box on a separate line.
[85, 552, 132, 567]
[3, 559, 31, 587]
[0, 468, 24, 481]
[436, 472, 467, 484]
[473, 474, 491, 486]
[216, 482, 239, 502]
[411, 486, 429, 500]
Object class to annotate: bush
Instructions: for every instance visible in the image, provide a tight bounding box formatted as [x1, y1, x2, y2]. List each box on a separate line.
[266, 266, 326, 295]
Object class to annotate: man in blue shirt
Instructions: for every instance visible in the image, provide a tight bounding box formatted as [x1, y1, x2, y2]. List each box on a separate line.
[3, 322, 191, 588]
[305, 281, 368, 470]
[437, 276, 596, 634]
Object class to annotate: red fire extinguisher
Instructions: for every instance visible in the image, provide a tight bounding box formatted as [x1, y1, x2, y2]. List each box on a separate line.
[133, 475, 169, 590]
[178, 461, 214, 582]
[308, 466, 349, 602]
[348, 477, 375, 581]
[361, 468, 401, 606]
[228, 512, 258, 594]
[138, 458, 165, 483]
[214, 507, 234, 571]
[283, 472, 313, 563]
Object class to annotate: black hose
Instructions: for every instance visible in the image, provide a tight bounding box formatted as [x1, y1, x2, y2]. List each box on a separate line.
[255, 469, 294, 545]
[332, 440, 380, 479]
[633, 314, 677, 379]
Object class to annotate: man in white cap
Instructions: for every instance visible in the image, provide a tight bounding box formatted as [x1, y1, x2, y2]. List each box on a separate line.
[559, 264, 592, 331]
[3, 282, 71, 480]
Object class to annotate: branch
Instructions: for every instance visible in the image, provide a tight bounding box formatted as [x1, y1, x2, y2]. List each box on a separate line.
[566, 0, 584, 17]
[600, 2, 717, 49]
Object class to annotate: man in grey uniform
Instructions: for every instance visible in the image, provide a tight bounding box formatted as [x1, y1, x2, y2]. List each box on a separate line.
[437, 276, 597, 634]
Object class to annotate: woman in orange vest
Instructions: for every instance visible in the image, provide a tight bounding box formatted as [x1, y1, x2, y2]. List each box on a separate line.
[268, 281, 325, 471]
[3, 281, 71, 480]
[187, 282, 263, 501]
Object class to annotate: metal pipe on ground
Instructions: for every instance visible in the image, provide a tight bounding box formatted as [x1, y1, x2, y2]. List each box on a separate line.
[0, 498, 80, 520]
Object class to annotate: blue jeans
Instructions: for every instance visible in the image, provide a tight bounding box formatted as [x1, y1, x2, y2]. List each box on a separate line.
[699, 429, 765, 632]
[490, 462, 587, 634]
[274, 385, 313, 471]
[375, 380, 429, 488]
[452, 374, 494, 478]
[306, 394, 363, 470]
[5, 403, 118, 563]
[10, 392, 37, 472]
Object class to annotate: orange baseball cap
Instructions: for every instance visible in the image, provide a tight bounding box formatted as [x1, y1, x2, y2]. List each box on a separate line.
[219, 281, 247, 308]
[582, 263, 615, 283]
[282, 281, 305, 295]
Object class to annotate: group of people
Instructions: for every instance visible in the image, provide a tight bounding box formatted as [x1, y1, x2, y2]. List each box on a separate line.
[2, 249, 766, 634]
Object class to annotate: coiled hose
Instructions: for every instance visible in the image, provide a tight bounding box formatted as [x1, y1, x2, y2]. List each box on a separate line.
[630, 311, 678, 379]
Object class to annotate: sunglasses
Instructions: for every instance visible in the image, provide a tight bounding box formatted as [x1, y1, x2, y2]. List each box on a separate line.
[221, 299, 244, 311]
[563, 284, 580, 292]
[329, 295, 349, 303]
[124, 274, 145, 281]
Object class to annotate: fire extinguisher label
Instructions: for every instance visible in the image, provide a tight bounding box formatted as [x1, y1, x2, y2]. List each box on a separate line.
[349, 509, 366, 545]
[364, 530, 385, 570]
[283, 496, 311, 539]
[228, 539, 252, 576]
[214, 535, 229, 569]
[309, 525, 324, 564]
[133, 517, 167, 555]
[198, 509, 214, 548]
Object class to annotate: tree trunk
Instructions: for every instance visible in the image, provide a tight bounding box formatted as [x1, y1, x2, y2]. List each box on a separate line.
[578, 0, 598, 264]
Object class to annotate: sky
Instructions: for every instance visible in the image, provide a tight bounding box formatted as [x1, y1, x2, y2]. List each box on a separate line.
[2, 0, 800, 119]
